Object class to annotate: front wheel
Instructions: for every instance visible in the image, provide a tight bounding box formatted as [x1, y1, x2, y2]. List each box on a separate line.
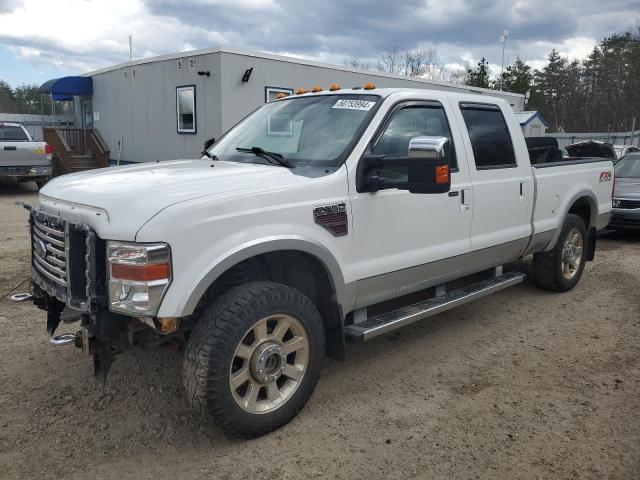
[183, 281, 325, 438]
[533, 213, 588, 292]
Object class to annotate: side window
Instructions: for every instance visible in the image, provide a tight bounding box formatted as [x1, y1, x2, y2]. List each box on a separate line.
[460, 104, 516, 169]
[371, 104, 457, 180]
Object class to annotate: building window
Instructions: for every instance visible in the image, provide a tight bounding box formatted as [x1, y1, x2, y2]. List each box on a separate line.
[188, 58, 196, 69]
[176, 85, 196, 134]
[265, 86, 293, 103]
[177, 59, 183, 71]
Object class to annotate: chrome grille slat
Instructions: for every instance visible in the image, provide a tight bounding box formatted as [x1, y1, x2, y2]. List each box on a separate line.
[33, 226, 65, 248]
[46, 243, 65, 258]
[31, 213, 68, 291]
[33, 259, 67, 287]
[33, 219, 64, 237]
[34, 251, 67, 279]
[32, 241, 66, 267]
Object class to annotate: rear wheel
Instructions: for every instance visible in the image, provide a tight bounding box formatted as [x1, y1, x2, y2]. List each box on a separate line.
[533, 213, 587, 292]
[183, 281, 325, 438]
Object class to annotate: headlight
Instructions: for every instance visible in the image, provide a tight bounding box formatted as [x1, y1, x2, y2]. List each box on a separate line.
[107, 241, 171, 316]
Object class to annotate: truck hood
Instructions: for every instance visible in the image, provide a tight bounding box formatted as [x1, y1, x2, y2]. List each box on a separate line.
[39, 159, 306, 239]
[614, 177, 640, 199]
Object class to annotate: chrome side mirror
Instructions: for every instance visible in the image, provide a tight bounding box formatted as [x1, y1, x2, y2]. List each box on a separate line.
[408, 136, 449, 160]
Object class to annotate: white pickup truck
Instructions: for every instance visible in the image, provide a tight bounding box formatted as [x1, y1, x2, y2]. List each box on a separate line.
[0, 122, 52, 188]
[23, 87, 613, 438]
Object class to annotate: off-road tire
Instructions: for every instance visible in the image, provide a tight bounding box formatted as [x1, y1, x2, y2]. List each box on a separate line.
[183, 281, 325, 438]
[533, 213, 587, 292]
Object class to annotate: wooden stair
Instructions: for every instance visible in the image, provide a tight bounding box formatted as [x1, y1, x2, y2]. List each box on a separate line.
[44, 127, 110, 176]
[68, 155, 102, 172]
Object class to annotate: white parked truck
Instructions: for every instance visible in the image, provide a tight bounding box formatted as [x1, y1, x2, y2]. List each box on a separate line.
[23, 87, 613, 438]
[1, 122, 52, 188]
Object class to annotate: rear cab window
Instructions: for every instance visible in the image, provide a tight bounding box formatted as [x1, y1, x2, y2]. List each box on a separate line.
[0, 124, 29, 141]
[459, 103, 516, 170]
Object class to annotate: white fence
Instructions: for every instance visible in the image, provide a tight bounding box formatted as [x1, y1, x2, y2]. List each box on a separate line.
[0, 113, 75, 141]
[548, 130, 640, 148]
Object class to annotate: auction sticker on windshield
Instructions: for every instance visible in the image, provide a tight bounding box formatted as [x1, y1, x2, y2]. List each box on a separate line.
[332, 99, 376, 111]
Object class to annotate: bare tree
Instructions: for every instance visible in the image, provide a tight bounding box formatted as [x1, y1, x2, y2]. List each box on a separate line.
[377, 46, 447, 80]
[343, 57, 371, 70]
[377, 46, 402, 75]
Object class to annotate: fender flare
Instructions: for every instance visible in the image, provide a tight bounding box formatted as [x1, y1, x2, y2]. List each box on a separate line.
[180, 236, 353, 316]
[544, 189, 598, 252]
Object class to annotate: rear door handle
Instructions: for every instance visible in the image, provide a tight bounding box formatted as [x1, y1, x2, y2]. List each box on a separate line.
[461, 189, 471, 206]
[448, 191, 459, 197]
[3, 146, 17, 151]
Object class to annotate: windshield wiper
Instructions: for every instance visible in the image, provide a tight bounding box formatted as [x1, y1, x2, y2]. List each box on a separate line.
[236, 147, 294, 168]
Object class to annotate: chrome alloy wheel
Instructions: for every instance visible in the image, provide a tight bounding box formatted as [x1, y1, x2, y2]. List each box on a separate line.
[561, 227, 584, 280]
[229, 314, 309, 414]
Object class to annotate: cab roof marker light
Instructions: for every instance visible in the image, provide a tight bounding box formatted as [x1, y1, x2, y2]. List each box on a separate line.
[275, 92, 289, 99]
[310, 85, 323, 93]
[329, 83, 341, 91]
[295, 87, 308, 95]
[363, 82, 376, 90]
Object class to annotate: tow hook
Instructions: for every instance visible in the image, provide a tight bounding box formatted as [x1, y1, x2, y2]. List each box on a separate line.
[10, 292, 32, 302]
[49, 333, 77, 346]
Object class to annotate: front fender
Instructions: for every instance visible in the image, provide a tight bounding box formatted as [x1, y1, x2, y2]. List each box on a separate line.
[174, 236, 353, 317]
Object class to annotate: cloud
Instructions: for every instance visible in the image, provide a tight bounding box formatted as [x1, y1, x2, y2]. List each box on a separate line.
[0, 0, 638, 85]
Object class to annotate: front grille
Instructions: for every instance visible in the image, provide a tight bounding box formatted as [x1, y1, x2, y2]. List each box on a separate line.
[32, 216, 67, 287]
[29, 208, 103, 312]
[613, 199, 640, 209]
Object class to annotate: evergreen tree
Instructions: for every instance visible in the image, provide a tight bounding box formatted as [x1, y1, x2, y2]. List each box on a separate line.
[465, 58, 491, 88]
[0, 80, 16, 112]
[494, 57, 533, 95]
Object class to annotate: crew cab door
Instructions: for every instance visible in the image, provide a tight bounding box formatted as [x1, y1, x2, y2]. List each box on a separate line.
[454, 102, 533, 254]
[350, 100, 473, 308]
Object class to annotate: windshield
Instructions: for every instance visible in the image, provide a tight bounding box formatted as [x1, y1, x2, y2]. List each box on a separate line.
[614, 155, 640, 178]
[207, 94, 380, 167]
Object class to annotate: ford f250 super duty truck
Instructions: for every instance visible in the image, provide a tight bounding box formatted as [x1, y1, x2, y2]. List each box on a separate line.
[20, 86, 613, 438]
[0, 122, 52, 188]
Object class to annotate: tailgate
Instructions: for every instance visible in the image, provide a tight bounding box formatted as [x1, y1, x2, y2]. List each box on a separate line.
[0, 141, 49, 167]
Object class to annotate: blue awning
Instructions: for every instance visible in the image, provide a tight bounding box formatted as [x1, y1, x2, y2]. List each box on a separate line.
[40, 76, 92, 100]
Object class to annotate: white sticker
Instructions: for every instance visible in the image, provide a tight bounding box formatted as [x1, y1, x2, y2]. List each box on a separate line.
[332, 99, 376, 111]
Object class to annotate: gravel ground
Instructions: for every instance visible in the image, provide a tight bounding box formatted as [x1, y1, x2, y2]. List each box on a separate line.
[0, 180, 639, 480]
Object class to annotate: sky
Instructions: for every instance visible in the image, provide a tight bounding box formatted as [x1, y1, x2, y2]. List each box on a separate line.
[0, 0, 638, 87]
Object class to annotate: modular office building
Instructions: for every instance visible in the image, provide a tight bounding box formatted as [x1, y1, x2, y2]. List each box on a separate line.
[83, 46, 526, 164]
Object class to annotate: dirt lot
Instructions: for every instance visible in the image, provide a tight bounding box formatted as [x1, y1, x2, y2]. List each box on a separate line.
[0, 180, 639, 480]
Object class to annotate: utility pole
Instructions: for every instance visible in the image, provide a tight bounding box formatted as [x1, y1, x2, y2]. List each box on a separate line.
[499, 29, 509, 91]
[129, 35, 133, 61]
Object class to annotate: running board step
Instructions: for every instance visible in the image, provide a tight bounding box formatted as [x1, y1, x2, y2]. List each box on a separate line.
[345, 271, 525, 343]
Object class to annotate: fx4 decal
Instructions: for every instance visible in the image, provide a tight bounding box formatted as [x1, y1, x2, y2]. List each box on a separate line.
[599, 171, 612, 182]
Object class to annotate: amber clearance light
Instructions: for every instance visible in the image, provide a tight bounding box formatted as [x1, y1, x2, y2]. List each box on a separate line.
[111, 263, 171, 281]
[435, 164, 450, 184]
